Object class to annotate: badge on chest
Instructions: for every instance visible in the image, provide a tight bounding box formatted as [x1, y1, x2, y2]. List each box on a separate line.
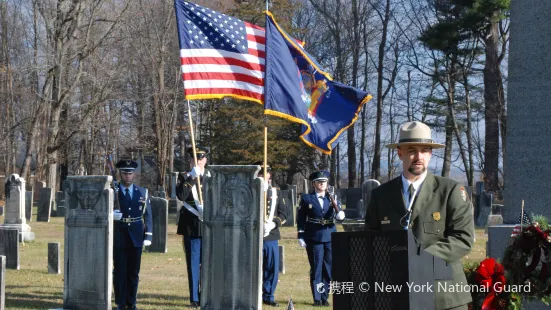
[381, 216, 390, 224]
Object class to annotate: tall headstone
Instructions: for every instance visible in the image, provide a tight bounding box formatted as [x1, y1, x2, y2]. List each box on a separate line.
[2, 174, 34, 242]
[48, 242, 61, 274]
[288, 185, 297, 208]
[0, 229, 19, 270]
[345, 188, 362, 210]
[37, 188, 53, 222]
[303, 178, 309, 195]
[362, 179, 380, 219]
[33, 180, 45, 203]
[56, 191, 67, 217]
[63, 176, 113, 310]
[170, 172, 179, 199]
[279, 190, 295, 227]
[0, 255, 5, 309]
[503, 1, 551, 223]
[149, 197, 168, 253]
[25, 191, 32, 221]
[168, 198, 182, 214]
[201, 166, 263, 309]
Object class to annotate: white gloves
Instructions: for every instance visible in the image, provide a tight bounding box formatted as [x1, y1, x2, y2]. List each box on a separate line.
[143, 240, 151, 246]
[113, 210, 123, 221]
[264, 221, 276, 237]
[336, 210, 346, 221]
[298, 238, 307, 248]
[189, 166, 201, 179]
[263, 180, 269, 191]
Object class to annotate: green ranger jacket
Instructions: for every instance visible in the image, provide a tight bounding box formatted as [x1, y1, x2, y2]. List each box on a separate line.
[365, 172, 474, 310]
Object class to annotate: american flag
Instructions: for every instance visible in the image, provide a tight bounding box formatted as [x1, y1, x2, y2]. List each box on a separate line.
[174, 1, 265, 104]
[510, 209, 532, 237]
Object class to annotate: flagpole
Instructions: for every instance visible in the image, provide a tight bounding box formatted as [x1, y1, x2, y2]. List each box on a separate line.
[264, 119, 268, 222]
[187, 99, 203, 205]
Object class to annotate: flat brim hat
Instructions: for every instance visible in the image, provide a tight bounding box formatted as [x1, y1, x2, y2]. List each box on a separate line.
[187, 146, 209, 159]
[254, 161, 272, 174]
[309, 170, 330, 182]
[385, 121, 445, 149]
[115, 159, 138, 172]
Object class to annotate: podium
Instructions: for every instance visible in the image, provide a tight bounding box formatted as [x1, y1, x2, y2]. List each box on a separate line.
[332, 230, 452, 309]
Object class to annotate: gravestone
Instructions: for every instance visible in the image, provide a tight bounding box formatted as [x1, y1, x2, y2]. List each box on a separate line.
[63, 176, 113, 310]
[25, 191, 32, 221]
[0, 207, 3, 216]
[288, 185, 297, 208]
[48, 242, 60, 274]
[475, 192, 492, 227]
[33, 180, 45, 203]
[168, 198, 181, 214]
[489, 3, 551, 308]
[303, 179, 309, 195]
[170, 172, 179, 199]
[0, 256, 4, 309]
[37, 187, 53, 222]
[55, 191, 66, 218]
[2, 174, 34, 242]
[362, 179, 380, 220]
[149, 197, 168, 253]
[279, 190, 295, 227]
[0, 229, 19, 269]
[336, 188, 348, 206]
[345, 188, 362, 211]
[201, 165, 263, 309]
[502, 1, 551, 224]
[278, 245, 285, 274]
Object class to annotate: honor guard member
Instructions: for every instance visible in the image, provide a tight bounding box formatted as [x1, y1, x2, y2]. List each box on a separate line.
[176, 146, 210, 308]
[297, 171, 345, 307]
[365, 121, 474, 310]
[112, 159, 152, 310]
[256, 162, 287, 307]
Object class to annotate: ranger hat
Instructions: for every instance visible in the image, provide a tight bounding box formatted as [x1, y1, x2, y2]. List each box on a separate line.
[385, 121, 445, 149]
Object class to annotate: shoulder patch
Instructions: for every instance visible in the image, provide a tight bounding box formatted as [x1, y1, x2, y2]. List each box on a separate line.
[459, 186, 467, 202]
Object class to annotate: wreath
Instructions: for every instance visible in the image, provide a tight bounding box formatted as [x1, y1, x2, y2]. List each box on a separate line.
[502, 216, 551, 305]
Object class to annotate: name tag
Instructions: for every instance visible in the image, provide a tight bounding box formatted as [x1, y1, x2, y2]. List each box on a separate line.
[381, 216, 390, 225]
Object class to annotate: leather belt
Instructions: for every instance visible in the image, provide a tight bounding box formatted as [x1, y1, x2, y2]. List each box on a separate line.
[119, 217, 142, 223]
[307, 218, 334, 225]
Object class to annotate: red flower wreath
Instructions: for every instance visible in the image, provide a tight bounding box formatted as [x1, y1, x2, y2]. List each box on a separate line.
[475, 258, 505, 310]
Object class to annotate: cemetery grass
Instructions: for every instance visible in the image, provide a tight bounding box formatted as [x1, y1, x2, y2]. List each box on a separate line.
[2, 209, 487, 309]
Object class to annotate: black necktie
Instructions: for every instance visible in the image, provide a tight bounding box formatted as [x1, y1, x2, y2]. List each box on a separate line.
[408, 183, 414, 208]
[125, 188, 130, 199]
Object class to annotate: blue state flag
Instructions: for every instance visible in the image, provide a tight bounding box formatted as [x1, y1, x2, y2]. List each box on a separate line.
[264, 12, 372, 154]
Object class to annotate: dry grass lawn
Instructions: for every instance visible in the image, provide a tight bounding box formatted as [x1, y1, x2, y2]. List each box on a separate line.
[2, 207, 487, 309]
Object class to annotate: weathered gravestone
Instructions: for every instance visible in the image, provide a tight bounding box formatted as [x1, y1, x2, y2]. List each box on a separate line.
[33, 180, 45, 203]
[201, 165, 262, 309]
[170, 172, 179, 199]
[488, 3, 551, 308]
[25, 191, 32, 221]
[63, 176, 113, 310]
[55, 191, 67, 217]
[279, 189, 295, 227]
[2, 174, 34, 242]
[475, 182, 492, 227]
[0, 206, 3, 216]
[0, 255, 5, 309]
[362, 179, 380, 219]
[149, 197, 168, 253]
[168, 198, 182, 214]
[288, 185, 297, 208]
[303, 178, 309, 195]
[345, 188, 362, 212]
[0, 229, 19, 270]
[48, 242, 61, 274]
[37, 187, 53, 222]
